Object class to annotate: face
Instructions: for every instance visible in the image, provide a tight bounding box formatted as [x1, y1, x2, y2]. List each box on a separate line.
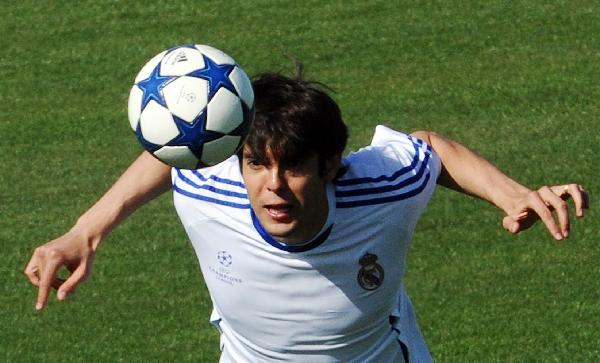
[241, 145, 340, 244]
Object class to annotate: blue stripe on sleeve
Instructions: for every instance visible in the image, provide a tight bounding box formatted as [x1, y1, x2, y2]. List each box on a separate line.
[335, 151, 430, 197]
[176, 169, 248, 199]
[173, 183, 251, 209]
[191, 169, 245, 188]
[336, 171, 431, 208]
[334, 141, 422, 186]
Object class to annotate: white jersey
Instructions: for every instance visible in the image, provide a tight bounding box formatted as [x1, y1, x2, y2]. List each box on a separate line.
[172, 125, 441, 362]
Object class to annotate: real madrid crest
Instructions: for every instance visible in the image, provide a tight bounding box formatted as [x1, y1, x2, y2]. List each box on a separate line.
[357, 252, 384, 290]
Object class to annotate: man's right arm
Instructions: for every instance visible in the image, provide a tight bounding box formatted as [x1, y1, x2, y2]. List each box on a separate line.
[24, 151, 172, 310]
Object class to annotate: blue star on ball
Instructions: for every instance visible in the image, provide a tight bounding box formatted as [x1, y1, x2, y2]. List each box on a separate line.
[137, 63, 174, 109]
[169, 113, 221, 155]
[188, 55, 237, 100]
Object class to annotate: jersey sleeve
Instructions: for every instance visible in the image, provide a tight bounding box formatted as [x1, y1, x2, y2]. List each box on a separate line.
[171, 156, 251, 226]
[370, 125, 441, 180]
[334, 125, 441, 208]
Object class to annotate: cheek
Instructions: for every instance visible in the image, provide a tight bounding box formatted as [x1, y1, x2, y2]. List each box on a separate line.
[242, 175, 261, 202]
[290, 178, 322, 203]
[245, 186, 258, 205]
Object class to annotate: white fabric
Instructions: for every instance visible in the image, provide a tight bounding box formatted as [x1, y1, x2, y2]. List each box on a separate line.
[172, 125, 441, 362]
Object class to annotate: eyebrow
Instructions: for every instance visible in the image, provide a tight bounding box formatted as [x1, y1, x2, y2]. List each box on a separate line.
[242, 150, 260, 160]
[242, 150, 272, 167]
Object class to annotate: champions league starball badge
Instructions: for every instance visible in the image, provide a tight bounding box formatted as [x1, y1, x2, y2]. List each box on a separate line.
[357, 252, 384, 290]
[217, 250, 233, 267]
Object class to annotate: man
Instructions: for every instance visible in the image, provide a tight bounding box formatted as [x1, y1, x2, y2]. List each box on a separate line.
[25, 73, 588, 362]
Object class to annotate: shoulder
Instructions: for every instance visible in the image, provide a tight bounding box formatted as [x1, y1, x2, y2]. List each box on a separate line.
[334, 125, 440, 208]
[337, 125, 438, 182]
[171, 155, 250, 210]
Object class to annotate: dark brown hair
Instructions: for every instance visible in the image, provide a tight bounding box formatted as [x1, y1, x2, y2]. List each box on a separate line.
[240, 72, 348, 174]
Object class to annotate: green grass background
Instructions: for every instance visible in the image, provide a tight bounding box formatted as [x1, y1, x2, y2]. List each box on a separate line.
[1, 0, 598, 361]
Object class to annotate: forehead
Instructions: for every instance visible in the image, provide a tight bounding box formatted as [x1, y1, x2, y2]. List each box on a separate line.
[242, 144, 309, 161]
[241, 144, 318, 169]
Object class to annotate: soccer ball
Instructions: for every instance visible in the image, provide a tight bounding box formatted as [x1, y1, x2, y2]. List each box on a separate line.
[127, 44, 254, 169]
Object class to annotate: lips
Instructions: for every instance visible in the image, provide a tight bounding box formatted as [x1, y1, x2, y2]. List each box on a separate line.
[264, 203, 293, 223]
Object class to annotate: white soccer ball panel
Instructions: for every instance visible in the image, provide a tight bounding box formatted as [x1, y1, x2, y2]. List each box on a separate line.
[128, 85, 143, 130]
[194, 44, 235, 65]
[206, 88, 243, 134]
[229, 66, 254, 109]
[163, 76, 209, 123]
[201, 135, 242, 165]
[154, 145, 199, 169]
[160, 47, 206, 76]
[139, 101, 180, 145]
[134, 50, 167, 84]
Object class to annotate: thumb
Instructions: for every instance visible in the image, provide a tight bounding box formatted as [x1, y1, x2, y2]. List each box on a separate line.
[502, 215, 521, 234]
[56, 263, 88, 301]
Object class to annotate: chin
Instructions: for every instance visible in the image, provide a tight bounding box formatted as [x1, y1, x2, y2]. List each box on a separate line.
[265, 225, 294, 239]
[264, 224, 302, 243]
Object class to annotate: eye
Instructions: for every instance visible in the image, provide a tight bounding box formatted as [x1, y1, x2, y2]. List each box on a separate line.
[245, 158, 263, 170]
[284, 158, 310, 172]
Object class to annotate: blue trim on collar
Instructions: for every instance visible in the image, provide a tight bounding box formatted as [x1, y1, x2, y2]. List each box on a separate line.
[250, 209, 333, 253]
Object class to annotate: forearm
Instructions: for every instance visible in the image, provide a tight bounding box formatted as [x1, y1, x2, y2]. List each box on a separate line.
[412, 130, 530, 214]
[73, 151, 172, 249]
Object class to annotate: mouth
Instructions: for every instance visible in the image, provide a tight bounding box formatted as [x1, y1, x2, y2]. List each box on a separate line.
[264, 203, 294, 222]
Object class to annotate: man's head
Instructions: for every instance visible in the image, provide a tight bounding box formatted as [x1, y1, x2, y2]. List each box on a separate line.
[242, 72, 348, 174]
[239, 72, 348, 243]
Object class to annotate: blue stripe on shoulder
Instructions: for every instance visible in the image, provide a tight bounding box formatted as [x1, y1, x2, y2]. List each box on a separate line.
[335, 150, 430, 197]
[336, 171, 431, 208]
[173, 184, 251, 209]
[192, 170, 245, 188]
[334, 141, 426, 186]
[173, 168, 245, 189]
[176, 169, 247, 198]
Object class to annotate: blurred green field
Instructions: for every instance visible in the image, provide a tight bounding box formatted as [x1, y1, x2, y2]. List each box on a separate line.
[1, 1, 598, 361]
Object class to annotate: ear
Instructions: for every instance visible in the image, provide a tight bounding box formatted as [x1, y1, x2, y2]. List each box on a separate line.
[323, 154, 342, 182]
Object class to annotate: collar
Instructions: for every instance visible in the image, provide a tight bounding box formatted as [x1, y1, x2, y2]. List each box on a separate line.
[250, 183, 335, 252]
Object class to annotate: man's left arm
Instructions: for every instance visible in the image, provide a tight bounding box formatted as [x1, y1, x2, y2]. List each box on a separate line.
[411, 130, 589, 240]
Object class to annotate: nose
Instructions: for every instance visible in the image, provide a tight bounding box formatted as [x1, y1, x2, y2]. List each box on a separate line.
[266, 167, 285, 192]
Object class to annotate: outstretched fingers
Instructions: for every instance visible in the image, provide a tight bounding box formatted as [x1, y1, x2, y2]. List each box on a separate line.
[504, 184, 590, 240]
[537, 186, 570, 239]
[556, 184, 589, 218]
[520, 188, 565, 240]
[24, 245, 75, 310]
[33, 247, 64, 310]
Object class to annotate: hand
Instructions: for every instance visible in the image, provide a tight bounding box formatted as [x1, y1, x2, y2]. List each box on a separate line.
[502, 184, 589, 240]
[24, 227, 97, 310]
